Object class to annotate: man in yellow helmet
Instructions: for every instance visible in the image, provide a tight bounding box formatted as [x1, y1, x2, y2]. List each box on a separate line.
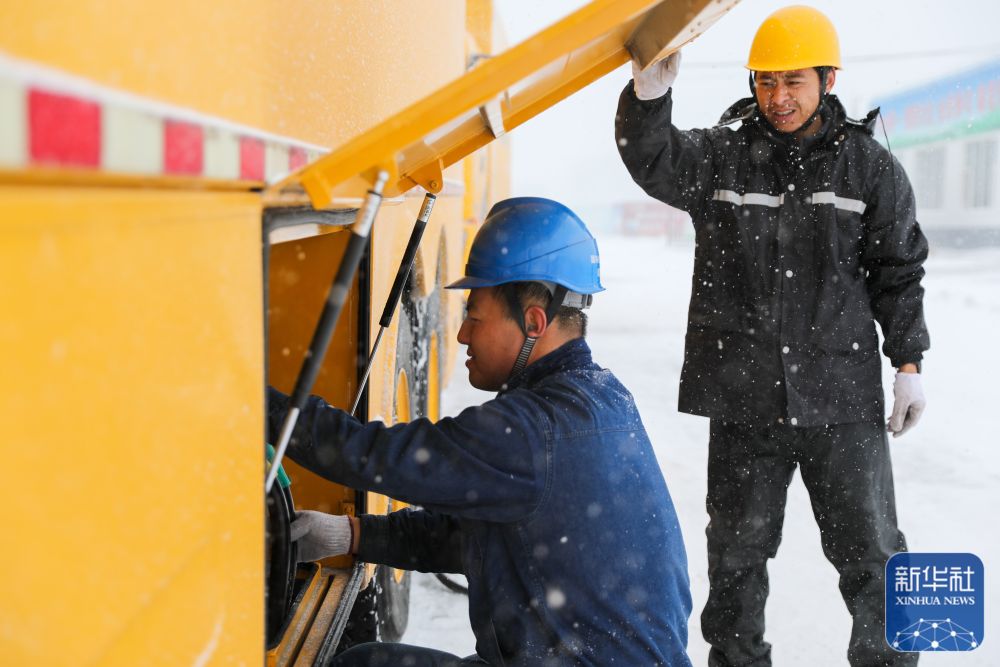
[616, 5, 927, 666]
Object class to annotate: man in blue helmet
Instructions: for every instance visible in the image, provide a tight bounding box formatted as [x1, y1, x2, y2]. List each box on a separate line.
[266, 197, 693, 666]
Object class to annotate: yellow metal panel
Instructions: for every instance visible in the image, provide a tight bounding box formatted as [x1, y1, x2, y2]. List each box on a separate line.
[0, 1, 466, 149]
[627, 0, 741, 69]
[282, 0, 740, 207]
[267, 228, 358, 572]
[466, 0, 496, 57]
[291, 568, 351, 667]
[0, 188, 264, 666]
[267, 566, 327, 667]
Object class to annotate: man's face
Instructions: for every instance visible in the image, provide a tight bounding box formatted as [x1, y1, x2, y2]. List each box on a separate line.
[754, 68, 833, 135]
[456, 287, 526, 391]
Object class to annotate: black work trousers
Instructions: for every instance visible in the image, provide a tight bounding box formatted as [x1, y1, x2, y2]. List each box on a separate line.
[701, 419, 916, 667]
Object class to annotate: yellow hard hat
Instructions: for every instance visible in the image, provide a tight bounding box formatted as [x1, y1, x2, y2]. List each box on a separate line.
[746, 5, 842, 72]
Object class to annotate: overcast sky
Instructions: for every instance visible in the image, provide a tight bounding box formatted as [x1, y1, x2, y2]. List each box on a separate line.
[493, 0, 1000, 208]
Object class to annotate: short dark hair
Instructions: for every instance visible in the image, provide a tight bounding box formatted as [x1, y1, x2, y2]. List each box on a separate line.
[492, 281, 588, 338]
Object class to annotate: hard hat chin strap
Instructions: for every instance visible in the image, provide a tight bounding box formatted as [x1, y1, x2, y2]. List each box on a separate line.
[506, 285, 569, 383]
[799, 66, 830, 133]
[508, 338, 537, 385]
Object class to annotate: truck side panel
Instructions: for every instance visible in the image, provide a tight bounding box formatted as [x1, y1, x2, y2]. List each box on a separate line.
[0, 1, 465, 149]
[0, 188, 264, 666]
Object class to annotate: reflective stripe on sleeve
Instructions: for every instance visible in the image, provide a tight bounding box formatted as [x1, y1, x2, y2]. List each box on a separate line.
[712, 189, 784, 207]
[810, 191, 867, 214]
[713, 189, 867, 214]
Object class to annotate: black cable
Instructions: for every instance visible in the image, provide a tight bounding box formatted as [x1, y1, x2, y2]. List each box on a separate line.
[435, 573, 470, 595]
[878, 108, 901, 224]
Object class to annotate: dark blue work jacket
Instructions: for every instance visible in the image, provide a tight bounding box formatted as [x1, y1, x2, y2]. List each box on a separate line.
[267, 338, 692, 666]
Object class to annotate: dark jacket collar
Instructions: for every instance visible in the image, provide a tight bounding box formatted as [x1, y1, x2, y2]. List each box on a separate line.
[502, 337, 593, 393]
[717, 94, 878, 149]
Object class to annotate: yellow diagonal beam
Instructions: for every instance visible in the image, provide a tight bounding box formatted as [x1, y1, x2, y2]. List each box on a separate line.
[280, 0, 740, 208]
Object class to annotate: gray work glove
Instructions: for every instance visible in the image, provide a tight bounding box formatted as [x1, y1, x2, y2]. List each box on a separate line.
[631, 50, 681, 101]
[887, 372, 926, 438]
[290, 510, 352, 562]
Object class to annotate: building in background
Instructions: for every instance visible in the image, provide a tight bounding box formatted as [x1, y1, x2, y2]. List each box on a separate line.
[616, 200, 691, 241]
[878, 60, 1000, 246]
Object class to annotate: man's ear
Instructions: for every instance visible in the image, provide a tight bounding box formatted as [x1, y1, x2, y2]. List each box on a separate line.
[523, 305, 549, 338]
[825, 68, 836, 94]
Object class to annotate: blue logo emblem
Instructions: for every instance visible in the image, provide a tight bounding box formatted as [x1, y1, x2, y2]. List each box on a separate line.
[886, 552, 983, 652]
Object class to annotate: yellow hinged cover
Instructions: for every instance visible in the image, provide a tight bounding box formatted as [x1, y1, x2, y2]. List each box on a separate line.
[276, 0, 740, 209]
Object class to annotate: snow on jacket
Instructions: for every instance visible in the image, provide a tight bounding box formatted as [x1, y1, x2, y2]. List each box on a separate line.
[267, 338, 692, 666]
[615, 84, 930, 427]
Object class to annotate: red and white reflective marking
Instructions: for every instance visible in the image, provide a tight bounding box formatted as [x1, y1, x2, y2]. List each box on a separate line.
[0, 53, 326, 183]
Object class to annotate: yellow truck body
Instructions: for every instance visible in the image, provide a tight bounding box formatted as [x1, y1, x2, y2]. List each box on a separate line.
[0, 1, 737, 663]
[1, 3, 504, 664]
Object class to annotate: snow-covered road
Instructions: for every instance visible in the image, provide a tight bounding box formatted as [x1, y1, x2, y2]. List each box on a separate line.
[402, 234, 999, 665]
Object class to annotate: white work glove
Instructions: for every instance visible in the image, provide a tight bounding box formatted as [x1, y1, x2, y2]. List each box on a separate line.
[887, 372, 926, 438]
[631, 50, 681, 101]
[290, 510, 353, 562]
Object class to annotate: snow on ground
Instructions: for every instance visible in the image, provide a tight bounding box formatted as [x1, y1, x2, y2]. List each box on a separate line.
[402, 233, 1000, 664]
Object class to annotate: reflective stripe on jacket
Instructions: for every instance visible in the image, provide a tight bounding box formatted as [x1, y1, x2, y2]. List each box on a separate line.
[615, 85, 930, 427]
[267, 338, 692, 666]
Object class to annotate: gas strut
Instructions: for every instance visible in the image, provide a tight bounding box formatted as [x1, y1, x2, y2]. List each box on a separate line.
[265, 171, 388, 493]
[349, 192, 437, 416]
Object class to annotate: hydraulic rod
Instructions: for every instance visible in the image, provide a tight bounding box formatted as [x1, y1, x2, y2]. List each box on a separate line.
[349, 192, 437, 416]
[265, 171, 388, 493]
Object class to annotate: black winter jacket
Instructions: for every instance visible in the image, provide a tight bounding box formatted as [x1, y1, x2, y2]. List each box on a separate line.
[616, 84, 930, 427]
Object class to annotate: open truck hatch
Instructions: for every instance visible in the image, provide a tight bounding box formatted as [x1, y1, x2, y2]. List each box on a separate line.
[263, 1, 740, 663]
[265, 0, 743, 492]
[270, 0, 740, 209]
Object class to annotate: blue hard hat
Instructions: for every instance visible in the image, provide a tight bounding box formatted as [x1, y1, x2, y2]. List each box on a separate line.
[445, 197, 604, 294]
